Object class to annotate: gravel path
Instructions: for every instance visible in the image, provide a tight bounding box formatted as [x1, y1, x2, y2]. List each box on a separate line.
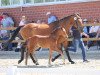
[0, 47, 100, 75]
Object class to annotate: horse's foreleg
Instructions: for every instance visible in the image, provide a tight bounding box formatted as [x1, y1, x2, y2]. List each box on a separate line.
[30, 53, 39, 65]
[65, 49, 75, 64]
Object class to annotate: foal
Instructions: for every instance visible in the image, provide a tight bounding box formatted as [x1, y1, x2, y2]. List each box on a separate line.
[26, 27, 68, 66]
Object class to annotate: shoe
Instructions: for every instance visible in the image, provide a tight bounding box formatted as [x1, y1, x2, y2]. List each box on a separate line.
[83, 60, 89, 63]
[87, 45, 91, 49]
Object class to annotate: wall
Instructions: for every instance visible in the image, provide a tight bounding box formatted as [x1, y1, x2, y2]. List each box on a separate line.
[0, 1, 100, 26]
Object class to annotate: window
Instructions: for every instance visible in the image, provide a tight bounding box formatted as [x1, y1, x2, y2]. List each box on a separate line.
[12, 0, 20, 5]
[56, 0, 66, 1]
[0, 0, 98, 8]
[1, 0, 10, 6]
[24, 0, 34, 4]
[34, 0, 43, 3]
[45, 0, 54, 2]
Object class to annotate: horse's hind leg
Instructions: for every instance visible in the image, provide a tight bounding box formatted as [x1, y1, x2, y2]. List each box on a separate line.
[18, 43, 26, 64]
[30, 53, 39, 65]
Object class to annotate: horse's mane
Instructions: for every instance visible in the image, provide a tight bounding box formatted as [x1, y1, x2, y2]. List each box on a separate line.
[48, 14, 77, 29]
[60, 14, 74, 22]
[48, 14, 74, 25]
[51, 27, 61, 34]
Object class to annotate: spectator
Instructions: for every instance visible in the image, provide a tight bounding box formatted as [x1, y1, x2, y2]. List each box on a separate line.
[19, 16, 27, 26]
[96, 26, 100, 48]
[68, 26, 89, 62]
[83, 19, 90, 34]
[88, 19, 99, 49]
[82, 19, 90, 46]
[96, 26, 100, 49]
[15, 36, 21, 52]
[96, 26, 100, 38]
[15, 16, 27, 52]
[0, 15, 3, 26]
[0, 15, 3, 50]
[1, 13, 14, 28]
[36, 19, 42, 24]
[1, 13, 14, 51]
[46, 12, 58, 24]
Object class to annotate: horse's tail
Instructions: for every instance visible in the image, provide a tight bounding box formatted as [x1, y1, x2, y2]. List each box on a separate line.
[5, 26, 23, 48]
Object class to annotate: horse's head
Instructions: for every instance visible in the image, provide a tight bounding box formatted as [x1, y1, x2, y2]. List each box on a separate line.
[70, 13, 84, 32]
[51, 27, 68, 39]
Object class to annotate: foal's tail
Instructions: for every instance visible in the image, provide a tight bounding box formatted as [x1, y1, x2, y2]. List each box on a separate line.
[5, 26, 23, 48]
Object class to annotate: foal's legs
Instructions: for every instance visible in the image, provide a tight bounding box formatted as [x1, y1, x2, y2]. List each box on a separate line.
[48, 49, 52, 66]
[25, 50, 39, 65]
[18, 43, 38, 65]
[56, 47, 65, 64]
[25, 49, 28, 65]
[50, 47, 65, 66]
[30, 53, 39, 65]
[52, 42, 75, 64]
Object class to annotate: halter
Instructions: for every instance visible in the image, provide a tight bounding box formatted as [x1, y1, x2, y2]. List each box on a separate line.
[73, 16, 83, 32]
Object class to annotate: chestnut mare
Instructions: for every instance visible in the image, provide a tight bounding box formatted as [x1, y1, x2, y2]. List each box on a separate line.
[7, 13, 83, 65]
[26, 27, 67, 66]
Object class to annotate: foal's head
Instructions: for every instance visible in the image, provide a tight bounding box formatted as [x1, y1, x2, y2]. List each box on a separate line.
[51, 27, 68, 39]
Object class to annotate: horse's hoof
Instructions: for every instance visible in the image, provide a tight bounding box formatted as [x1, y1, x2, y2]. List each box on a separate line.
[71, 61, 75, 64]
[35, 62, 39, 65]
[18, 60, 21, 64]
[51, 58, 55, 62]
[63, 62, 66, 65]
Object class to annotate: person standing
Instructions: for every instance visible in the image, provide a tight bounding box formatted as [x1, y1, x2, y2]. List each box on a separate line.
[96, 26, 100, 48]
[46, 12, 58, 24]
[68, 26, 89, 62]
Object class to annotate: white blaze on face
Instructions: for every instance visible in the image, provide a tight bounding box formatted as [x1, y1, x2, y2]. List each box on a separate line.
[62, 28, 66, 32]
[62, 28, 68, 38]
[74, 17, 77, 21]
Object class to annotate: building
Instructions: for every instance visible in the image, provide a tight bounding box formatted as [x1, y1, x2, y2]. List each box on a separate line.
[0, 0, 100, 26]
